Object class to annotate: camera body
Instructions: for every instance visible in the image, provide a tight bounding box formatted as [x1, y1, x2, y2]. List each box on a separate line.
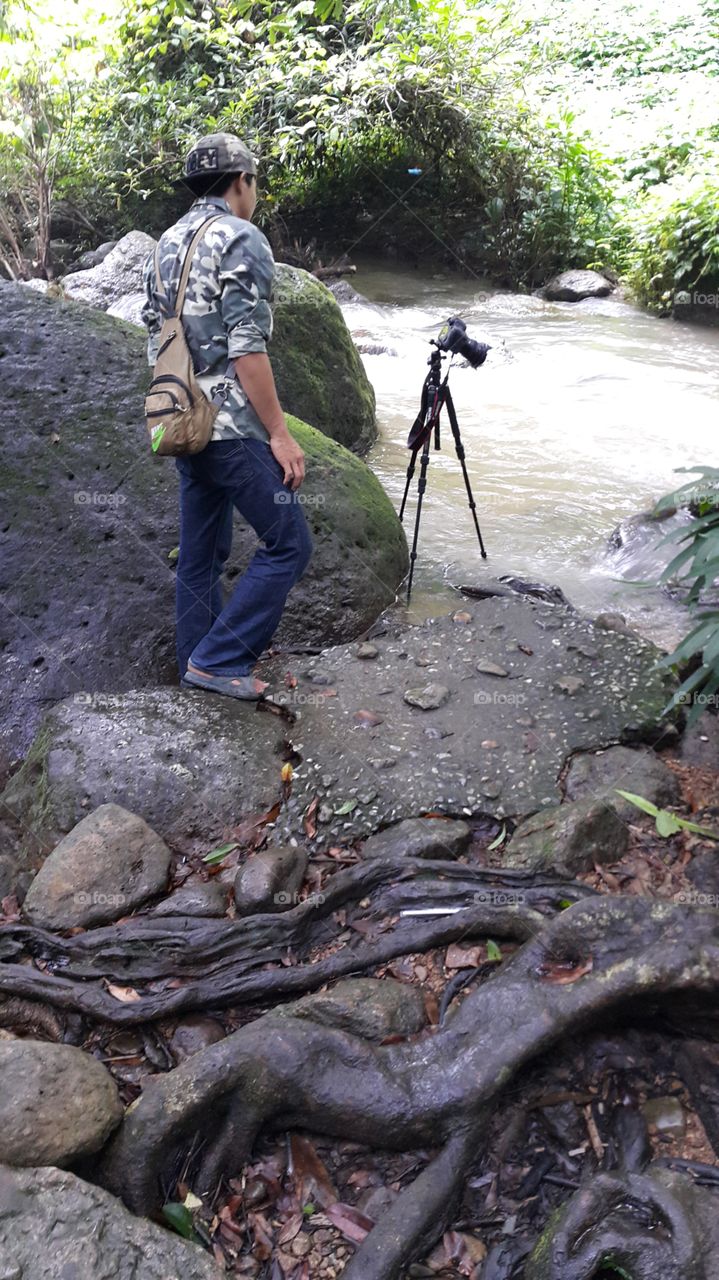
[435, 316, 490, 368]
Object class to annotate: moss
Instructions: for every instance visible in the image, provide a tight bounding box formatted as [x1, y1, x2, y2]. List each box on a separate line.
[1, 724, 57, 863]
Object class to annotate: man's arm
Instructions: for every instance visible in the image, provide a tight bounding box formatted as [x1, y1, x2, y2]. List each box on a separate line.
[140, 251, 161, 365]
[233, 353, 305, 489]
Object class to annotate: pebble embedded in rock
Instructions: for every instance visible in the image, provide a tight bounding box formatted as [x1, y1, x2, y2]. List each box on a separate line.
[403, 684, 450, 710]
[504, 796, 629, 875]
[234, 845, 308, 914]
[476, 661, 509, 677]
[356, 642, 379, 659]
[22, 803, 171, 930]
[0, 1040, 123, 1167]
[555, 676, 585, 696]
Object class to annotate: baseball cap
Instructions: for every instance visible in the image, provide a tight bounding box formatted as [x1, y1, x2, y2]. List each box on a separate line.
[172, 132, 258, 191]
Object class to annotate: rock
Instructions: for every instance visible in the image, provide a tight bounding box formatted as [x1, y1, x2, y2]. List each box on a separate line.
[504, 795, 629, 875]
[543, 269, 613, 302]
[279, 977, 426, 1040]
[476, 660, 508, 677]
[355, 340, 399, 356]
[594, 611, 636, 637]
[356, 642, 379, 659]
[0, 283, 407, 758]
[106, 290, 145, 327]
[19, 277, 50, 294]
[271, 263, 377, 453]
[234, 845, 308, 914]
[2, 689, 286, 855]
[686, 851, 719, 900]
[151, 877, 227, 918]
[170, 1015, 226, 1062]
[555, 675, 585, 695]
[403, 683, 450, 710]
[642, 1096, 686, 1137]
[62, 231, 157, 310]
[0, 1040, 122, 1166]
[458, 575, 572, 607]
[361, 817, 471, 861]
[564, 745, 681, 821]
[326, 279, 370, 305]
[357, 1185, 399, 1221]
[68, 240, 118, 271]
[22, 803, 171, 929]
[679, 716, 719, 770]
[0, 1163, 224, 1278]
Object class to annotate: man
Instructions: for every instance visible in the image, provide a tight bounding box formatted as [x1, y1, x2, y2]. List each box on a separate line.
[141, 132, 312, 700]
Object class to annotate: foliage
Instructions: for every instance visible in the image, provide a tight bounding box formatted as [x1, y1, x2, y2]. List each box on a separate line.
[615, 790, 718, 839]
[654, 467, 719, 725]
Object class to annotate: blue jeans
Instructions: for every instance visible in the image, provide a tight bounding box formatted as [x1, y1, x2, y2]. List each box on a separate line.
[174, 438, 313, 678]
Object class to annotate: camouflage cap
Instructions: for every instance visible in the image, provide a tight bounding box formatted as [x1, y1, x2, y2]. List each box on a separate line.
[172, 132, 258, 190]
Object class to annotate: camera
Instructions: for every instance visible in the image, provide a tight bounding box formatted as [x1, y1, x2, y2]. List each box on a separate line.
[435, 316, 490, 368]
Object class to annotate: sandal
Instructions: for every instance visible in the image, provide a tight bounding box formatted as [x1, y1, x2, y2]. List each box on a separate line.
[182, 667, 268, 701]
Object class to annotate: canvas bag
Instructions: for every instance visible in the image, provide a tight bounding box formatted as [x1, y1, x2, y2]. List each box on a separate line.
[145, 215, 234, 456]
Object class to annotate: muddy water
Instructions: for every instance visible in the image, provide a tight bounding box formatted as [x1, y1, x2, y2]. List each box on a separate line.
[342, 259, 719, 647]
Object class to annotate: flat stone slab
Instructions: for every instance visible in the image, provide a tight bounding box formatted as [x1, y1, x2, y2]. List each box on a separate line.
[270, 597, 675, 847]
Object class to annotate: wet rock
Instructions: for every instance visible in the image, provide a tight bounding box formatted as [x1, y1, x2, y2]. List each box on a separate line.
[357, 1185, 399, 1220]
[62, 231, 157, 310]
[67, 240, 118, 272]
[543, 269, 613, 302]
[361, 817, 471, 861]
[355, 340, 399, 356]
[280, 977, 426, 1040]
[170, 1016, 226, 1062]
[504, 796, 629, 874]
[564, 745, 681, 821]
[0, 1040, 122, 1166]
[234, 845, 308, 914]
[403, 683, 450, 710]
[0, 1164, 224, 1278]
[151, 877, 227, 918]
[686, 851, 719, 900]
[643, 1096, 686, 1137]
[679, 716, 719, 770]
[326, 279, 370, 305]
[594, 611, 637, 637]
[458, 575, 571, 607]
[22, 803, 171, 930]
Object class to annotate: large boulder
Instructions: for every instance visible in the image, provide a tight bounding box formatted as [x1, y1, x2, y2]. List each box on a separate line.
[62, 237, 377, 452]
[0, 283, 406, 759]
[543, 269, 613, 302]
[62, 230, 157, 310]
[22, 803, 171, 929]
[0, 1163, 224, 1279]
[0, 1039, 122, 1167]
[271, 263, 377, 453]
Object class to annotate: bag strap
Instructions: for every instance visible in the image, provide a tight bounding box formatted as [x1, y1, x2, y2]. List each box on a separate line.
[154, 214, 223, 319]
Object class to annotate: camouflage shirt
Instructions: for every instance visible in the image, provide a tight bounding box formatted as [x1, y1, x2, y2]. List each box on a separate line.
[141, 194, 274, 442]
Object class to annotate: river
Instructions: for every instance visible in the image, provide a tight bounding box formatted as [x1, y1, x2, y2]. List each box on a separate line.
[340, 258, 719, 649]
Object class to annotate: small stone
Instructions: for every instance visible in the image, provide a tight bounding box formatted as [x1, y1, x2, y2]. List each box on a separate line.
[476, 661, 509, 677]
[170, 1016, 226, 1061]
[642, 1096, 686, 1137]
[151, 877, 227, 918]
[362, 817, 471, 861]
[234, 845, 308, 914]
[453, 611, 473, 624]
[414, 653, 432, 667]
[318, 803, 334, 822]
[505, 796, 628, 875]
[356, 642, 379, 659]
[555, 676, 585, 696]
[403, 684, 450, 710]
[0, 1040, 122, 1167]
[481, 740, 498, 749]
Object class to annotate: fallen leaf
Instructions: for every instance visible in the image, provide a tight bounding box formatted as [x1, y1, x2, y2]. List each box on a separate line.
[334, 799, 358, 815]
[354, 709, 383, 727]
[105, 983, 142, 1003]
[536, 956, 594, 984]
[303, 796, 319, 839]
[445, 943, 483, 969]
[284, 671, 298, 689]
[203, 841, 240, 865]
[289, 1136, 338, 1208]
[281, 762, 294, 784]
[277, 1212, 303, 1246]
[325, 1201, 374, 1243]
[518, 644, 533, 655]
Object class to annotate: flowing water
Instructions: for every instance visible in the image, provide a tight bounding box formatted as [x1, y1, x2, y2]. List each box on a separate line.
[341, 259, 719, 648]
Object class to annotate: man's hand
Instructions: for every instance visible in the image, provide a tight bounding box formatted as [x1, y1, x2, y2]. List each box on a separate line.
[270, 428, 305, 490]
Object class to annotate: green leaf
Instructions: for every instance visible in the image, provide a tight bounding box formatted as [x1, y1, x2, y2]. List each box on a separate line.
[167, 546, 180, 562]
[487, 825, 506, 851]
[202, 840, 239, 864]
[486, 939, 502, 962]
[655, 809, 682, 837]
[614, 790, 660, 818]
[162, 1202, 195, 1239]
[334, 799, 357, 815]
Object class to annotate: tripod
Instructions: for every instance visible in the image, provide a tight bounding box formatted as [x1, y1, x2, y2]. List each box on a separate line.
[399, 345, 487, 601]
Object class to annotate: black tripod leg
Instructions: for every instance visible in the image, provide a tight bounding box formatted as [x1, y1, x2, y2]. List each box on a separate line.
[407, 440, 432, 601]
[399, 447, 420, 523]
[444, 388, 487, 559]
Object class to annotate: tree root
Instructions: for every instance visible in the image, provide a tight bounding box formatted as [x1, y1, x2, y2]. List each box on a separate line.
[95, 893, 719, 1261]
[0, 860, 588, 1024]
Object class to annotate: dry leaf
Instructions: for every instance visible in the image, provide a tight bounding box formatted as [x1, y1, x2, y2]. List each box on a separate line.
[536, 956, 594, 984]
[303, 796, 319, 840]
[325, 1201, 374, 1243]
[354, 709, 383, 727]
[289, 1135, 338, 1208]
[105, 983, 142, 1003]
[445, 943, 483, 970]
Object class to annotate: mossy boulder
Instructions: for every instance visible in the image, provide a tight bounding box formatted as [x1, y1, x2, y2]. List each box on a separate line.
[271, 264, 377, 453]
[0, 283, 406, 758]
